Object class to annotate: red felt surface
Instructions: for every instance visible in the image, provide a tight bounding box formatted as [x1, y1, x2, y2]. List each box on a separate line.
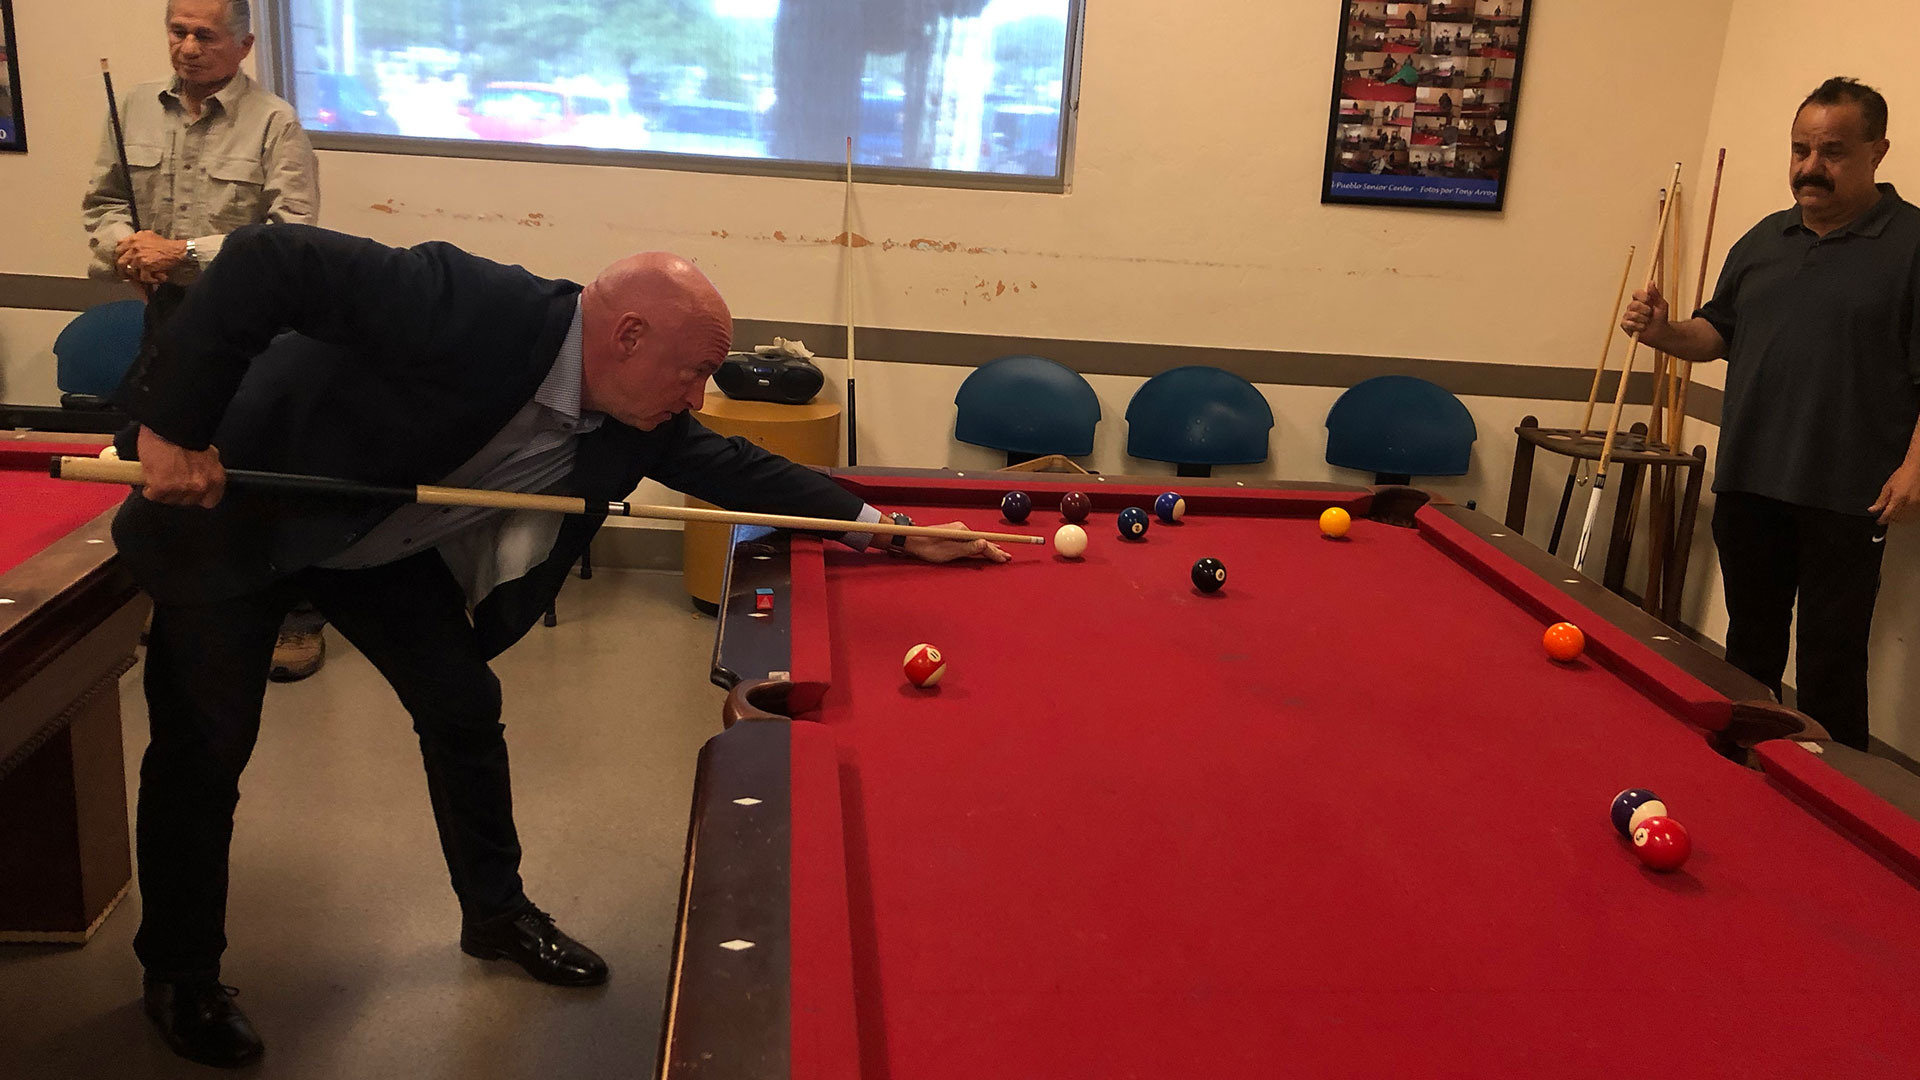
[785, 488, 1920, 1078]
[0, 442, 122, 577]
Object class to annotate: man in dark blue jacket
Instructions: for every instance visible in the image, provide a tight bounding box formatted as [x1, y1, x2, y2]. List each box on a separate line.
[117, 224, 1007, 1067]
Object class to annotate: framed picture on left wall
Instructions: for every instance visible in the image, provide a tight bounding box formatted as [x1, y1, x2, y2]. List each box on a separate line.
[0, 0, 25, 152]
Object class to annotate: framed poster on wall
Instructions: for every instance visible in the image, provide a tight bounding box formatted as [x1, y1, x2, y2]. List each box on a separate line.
[0, 0, 24, 152]
[1321, 0, 1531, 210]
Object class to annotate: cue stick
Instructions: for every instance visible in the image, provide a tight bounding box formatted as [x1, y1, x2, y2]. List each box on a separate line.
[101, 60, 141, 234]
[101, 58, 153, 300]
[843, 136, 859, 468]
[1671, 148, 1726, 452]
[51, 456, 1048, 545]
[1546, 244, 1636, 555]
[1573, 162, 1683, 574]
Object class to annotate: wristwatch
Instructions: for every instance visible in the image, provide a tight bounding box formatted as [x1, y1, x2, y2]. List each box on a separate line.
[184, 238, 200, 264]
[888, 512, 913, 556]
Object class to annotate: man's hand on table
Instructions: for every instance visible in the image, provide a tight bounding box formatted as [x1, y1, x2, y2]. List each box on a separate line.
[137, 425, 227, 508]
[905, 522, 1012, 564]
[115, 232, 189, 284]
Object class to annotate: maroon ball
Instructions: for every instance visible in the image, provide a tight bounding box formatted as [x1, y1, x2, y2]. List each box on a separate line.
[1059, 491, 1092, 523]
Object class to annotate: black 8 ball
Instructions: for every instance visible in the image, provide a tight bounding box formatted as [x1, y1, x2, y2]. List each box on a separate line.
[1191, 557, 1227, 593]
[1117, 506, 1150, 539]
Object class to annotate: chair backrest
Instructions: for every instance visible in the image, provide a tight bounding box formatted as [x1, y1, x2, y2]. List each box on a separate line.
[52, 300, 147, 399]
[1324, 374, 1477, 478]
[953, 354, 1101, 457]
[1124, 366, 1274, 466]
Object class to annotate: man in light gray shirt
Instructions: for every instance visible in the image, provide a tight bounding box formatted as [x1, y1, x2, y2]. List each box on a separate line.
[82, 0, 318, 287]
[82, 0, 329, 679]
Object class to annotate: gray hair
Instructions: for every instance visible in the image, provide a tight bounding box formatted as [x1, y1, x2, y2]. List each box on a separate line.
[166, 0, 252, 38]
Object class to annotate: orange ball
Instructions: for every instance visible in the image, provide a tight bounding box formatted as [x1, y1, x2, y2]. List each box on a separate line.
[1543, 622, 1585, 662]
[1319, 507, 1352, 539]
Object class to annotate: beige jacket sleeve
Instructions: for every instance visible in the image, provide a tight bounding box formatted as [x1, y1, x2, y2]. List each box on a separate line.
[80, 114, 140, 281]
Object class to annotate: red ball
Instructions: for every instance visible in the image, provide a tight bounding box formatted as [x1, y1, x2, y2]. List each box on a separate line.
[1059, 491, 1092, 523]
[1543, 621, 1586, 662]
[903, 643, 947, 689]
[1631, 815, 1691, 872]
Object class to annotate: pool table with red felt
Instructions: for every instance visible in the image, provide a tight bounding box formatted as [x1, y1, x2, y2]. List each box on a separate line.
[660, 471, 1920, 1080]
[0, 439, 143, 941]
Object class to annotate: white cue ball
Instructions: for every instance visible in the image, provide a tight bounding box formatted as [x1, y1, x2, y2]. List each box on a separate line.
[1627, 799, 1669, 834]
[1054, 524, 1088, 559]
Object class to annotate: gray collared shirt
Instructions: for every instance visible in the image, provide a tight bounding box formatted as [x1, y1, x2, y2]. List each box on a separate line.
[1697, 182, 1920, 514]
[82, 71, 319, 283]
[321, 305, 604, 570]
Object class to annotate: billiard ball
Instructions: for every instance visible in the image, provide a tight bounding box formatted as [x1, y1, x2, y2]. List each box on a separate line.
[1627, 799, 1670, 834]
[1543, 622, 1586, 662]
[903, 643, 947, 688]
[1060, 491, 1092, 523]
[1154, 492, 1186, 523]
[1191, 557, 1227, 593]
[98, 444, 120, 460]
[1319, 507, 1351, 539]
[1117, 507, 1150, 540]
[1610, 788, 1662, 837]
[1054, 524, 1088, 559]
[1631, 815, 1692, 872]
[1001, 490, 1032, 523]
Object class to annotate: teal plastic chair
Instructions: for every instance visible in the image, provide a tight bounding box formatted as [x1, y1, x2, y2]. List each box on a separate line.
[1325, 375, 1477, 485]
[954, 354, 1101, 465]
[53, 300, 146, 406]
[1125, 366, 1273, 477]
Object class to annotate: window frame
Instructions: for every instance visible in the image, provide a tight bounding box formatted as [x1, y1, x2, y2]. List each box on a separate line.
[258, 0, 1084, 193]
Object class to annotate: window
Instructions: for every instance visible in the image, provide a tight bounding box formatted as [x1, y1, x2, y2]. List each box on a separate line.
[271, 0, 1081, 189]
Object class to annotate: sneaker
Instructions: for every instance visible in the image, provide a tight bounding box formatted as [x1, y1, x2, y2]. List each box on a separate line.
[269, 627, 326, 682]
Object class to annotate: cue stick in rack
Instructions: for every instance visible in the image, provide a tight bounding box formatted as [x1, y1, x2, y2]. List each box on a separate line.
[1615, 186, 1673, 567]
[1573, 161, 1684, 574]
[50, 456, 1047, 546]
[1546, 244, 1636, 555]
[843, 136, 859, 468]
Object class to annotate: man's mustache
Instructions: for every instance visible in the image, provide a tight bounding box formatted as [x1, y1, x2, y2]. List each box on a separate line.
[1795, 173, 1834, 191]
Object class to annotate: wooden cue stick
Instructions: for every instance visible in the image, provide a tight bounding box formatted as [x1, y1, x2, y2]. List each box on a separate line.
[843, 135, 859, 468]
[1647, 183, 1678, 446]
[1672, 148, 1727, 450]
[1573, 162, 1684, 573]
[1643, 185, 1683, 610]
[1545, 244, 1635, 555]
[50, 456, 1047, 546]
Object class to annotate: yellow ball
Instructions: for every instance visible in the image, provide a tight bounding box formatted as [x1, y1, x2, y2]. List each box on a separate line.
[1319, 507, 1352, 539]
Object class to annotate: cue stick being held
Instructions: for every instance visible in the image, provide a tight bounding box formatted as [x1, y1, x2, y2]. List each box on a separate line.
[843, 135, 860, 468]
[1546, 244, 1636, 555]
[100, 58, 152, 298]
[1671, 148, 1727, 452]
[51, 455, 1048, 547]
[1573, 162, 1685, 574]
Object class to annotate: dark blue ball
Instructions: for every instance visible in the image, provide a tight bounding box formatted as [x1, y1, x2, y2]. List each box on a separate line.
[1001, 490, 1032, 523]
[1117, 506, 1150, 540]
[1610, 788, 1661, 837]
[1154, 492, 1186, 523]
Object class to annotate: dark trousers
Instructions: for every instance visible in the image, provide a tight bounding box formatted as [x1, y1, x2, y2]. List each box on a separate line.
[133, 552, 527, 981]
[1712, 492, 1886, 751]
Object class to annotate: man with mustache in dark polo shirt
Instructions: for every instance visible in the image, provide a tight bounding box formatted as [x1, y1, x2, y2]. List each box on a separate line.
[1623, 77, 1920, 753]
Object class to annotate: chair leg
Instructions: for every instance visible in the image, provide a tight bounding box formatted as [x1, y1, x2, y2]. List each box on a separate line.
[1176, 463, 1213, 478]
[543, 602, 557, 628]
[1374, 472, 1413, 486]
[578, 549, 593, 580]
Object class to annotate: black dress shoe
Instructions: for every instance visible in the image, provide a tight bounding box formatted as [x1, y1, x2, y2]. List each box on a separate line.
[143, 979, 265, 1069]
[460, 904, 609, 986]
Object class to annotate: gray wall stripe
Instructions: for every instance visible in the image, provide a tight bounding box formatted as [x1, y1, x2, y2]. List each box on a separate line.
[0, 274, 1720, 425]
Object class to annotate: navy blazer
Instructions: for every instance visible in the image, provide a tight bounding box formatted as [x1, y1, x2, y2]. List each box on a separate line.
[114, 224, 864, 657]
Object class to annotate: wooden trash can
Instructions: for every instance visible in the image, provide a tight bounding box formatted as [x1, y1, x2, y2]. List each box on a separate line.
[682, 398, 842, 612]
